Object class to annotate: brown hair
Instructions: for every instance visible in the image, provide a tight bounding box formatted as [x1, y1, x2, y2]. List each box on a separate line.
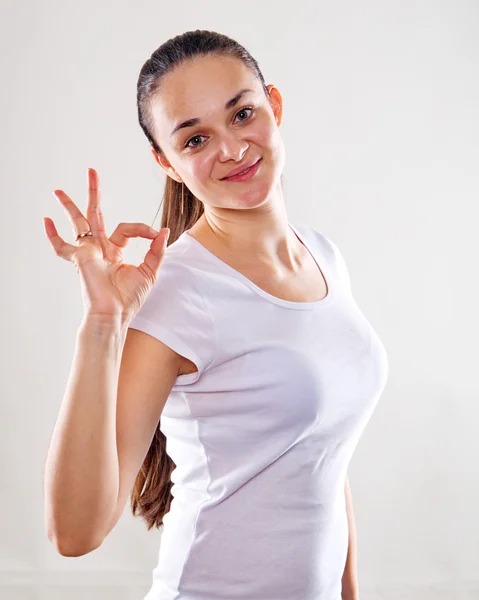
[131, 30, 274, 530]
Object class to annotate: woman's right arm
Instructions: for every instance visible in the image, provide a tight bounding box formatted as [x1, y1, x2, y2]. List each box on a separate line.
[43, 314, 127, 556]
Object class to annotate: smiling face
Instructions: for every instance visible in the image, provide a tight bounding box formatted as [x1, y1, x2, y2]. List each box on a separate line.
[149, 55, 285, 212]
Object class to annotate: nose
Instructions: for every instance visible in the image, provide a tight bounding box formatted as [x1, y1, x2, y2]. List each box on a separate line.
[217, 133, 249, 163]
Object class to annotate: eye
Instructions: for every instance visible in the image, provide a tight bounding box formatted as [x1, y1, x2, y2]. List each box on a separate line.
[184, 106, 255, 149]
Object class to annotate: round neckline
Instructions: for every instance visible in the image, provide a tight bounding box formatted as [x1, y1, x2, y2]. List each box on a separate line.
[181, 223, 334, 310]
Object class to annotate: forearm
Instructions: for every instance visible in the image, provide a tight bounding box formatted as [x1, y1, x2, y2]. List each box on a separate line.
[342, 475, 359, 600]
[44, 314, 128, 554]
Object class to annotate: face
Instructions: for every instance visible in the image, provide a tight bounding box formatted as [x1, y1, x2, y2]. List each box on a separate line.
[149, 55, 285, 212]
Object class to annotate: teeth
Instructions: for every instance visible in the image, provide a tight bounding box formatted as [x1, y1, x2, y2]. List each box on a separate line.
[233, 166, 250, 177]
[225, 162, 255, 179]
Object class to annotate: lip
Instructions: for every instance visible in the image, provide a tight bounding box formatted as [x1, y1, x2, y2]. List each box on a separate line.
[221, 158, 261, 180]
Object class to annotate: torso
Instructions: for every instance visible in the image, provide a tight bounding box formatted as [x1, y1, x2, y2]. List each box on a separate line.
[177, 224, 329, 377]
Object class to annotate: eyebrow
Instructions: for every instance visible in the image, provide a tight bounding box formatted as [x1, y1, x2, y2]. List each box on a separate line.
[170, 88, 255, 139]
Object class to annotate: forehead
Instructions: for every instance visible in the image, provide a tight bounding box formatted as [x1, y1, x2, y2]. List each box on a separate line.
[150, 56, 261, 142]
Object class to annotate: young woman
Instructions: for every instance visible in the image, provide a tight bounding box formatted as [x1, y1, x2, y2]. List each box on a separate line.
[43, 29, 389, 600]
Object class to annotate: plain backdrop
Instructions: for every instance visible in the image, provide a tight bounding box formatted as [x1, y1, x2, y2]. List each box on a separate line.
[1, 0, 478, 598]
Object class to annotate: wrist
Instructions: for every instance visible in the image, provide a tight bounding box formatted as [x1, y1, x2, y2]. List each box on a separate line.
[80, 312, 130, 335]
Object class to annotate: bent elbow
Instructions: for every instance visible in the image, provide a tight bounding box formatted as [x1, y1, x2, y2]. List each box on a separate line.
[49, 532, 103, 557]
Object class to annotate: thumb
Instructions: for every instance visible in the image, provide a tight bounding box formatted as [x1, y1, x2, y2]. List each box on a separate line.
[140, 228, 170, 279]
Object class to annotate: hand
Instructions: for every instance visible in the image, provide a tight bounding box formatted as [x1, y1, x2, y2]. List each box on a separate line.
[43, 168, 170, 321]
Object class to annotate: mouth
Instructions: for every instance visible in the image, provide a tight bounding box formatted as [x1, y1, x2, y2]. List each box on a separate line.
[221, 158, 262, 182]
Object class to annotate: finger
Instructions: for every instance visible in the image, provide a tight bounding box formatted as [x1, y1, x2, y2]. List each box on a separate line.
[85, 168, 108, 239]
[109, 222, 165, 248]
[138, 229, 170, 280]
[53, 189, 91, 240]
[43, 217, 77, 261]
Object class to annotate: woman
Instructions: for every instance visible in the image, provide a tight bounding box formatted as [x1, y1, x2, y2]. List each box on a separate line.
[43, 29, 389, 600]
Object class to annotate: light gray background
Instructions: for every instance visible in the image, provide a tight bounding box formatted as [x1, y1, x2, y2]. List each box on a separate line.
[2, 0, 478, 598]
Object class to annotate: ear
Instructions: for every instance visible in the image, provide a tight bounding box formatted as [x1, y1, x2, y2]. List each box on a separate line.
[150, 146, 183, 183]
[266, 84, 283, 127]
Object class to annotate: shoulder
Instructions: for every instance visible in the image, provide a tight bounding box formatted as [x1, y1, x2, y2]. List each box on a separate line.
[292, 222, 351, 286]
[291, 222, 335, 256]
[150, 234, 205, 293]
[131, 233, 212, 324]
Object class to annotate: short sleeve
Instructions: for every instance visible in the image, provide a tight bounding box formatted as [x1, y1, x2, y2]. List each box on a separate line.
[128, 259, 216, 387]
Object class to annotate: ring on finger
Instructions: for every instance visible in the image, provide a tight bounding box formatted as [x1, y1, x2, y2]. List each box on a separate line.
[76, 230, 93, 243]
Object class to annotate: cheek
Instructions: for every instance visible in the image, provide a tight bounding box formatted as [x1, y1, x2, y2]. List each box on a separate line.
[250, 118, 279, 148]
[187, 155, 214, 186]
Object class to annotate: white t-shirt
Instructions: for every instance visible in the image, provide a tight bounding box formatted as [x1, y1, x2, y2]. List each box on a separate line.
[128, 223, 389, 600]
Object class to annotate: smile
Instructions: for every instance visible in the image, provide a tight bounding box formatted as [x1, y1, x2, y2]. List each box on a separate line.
[222, 158, 262, 182]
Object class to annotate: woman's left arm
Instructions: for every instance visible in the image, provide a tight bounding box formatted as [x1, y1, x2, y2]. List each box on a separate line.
[341, 475, 360, 600]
